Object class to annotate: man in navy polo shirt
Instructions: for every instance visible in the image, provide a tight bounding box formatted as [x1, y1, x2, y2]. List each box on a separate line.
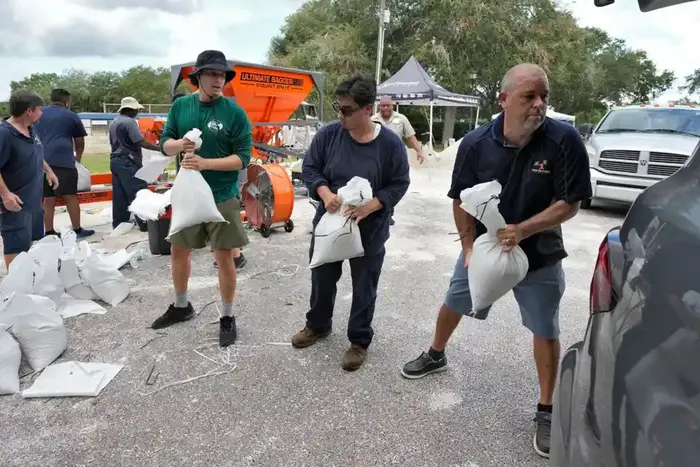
[35, 88, 94, 239]
[0, 90, 59, 267]
[401, 64, 591, 458]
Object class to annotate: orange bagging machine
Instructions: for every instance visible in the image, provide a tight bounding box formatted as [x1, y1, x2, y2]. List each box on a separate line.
[169, 60, 324, 237]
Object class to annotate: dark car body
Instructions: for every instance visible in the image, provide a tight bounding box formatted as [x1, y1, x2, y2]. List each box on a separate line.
[551, 3, 700, 465]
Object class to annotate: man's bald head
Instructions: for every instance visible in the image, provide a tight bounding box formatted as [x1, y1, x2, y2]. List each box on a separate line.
[500, 63, 548, 92]
[378, 96, 393, 117]
[379, 96, 393, 105]
[498, 63, 549, 139]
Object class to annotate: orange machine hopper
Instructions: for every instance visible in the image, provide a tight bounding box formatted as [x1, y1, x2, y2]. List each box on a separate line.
[170, 60, 324, 141]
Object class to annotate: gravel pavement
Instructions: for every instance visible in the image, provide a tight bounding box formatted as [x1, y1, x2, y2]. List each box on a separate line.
[0, 157, 627, 467]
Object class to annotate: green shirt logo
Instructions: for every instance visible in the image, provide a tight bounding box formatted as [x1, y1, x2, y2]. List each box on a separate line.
[207, 119, 224, 132]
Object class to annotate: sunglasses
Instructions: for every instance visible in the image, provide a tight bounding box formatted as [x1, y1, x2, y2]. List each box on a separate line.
[333, 102, 363, 117]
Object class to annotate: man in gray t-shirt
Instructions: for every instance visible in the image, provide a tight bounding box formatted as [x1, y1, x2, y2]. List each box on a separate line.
[108, 96, 160, 229]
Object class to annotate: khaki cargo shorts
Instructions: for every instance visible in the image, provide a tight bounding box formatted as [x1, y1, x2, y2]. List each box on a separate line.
[168, 196, 249, 250]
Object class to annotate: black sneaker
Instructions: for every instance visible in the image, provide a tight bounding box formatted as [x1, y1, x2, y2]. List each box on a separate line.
[213, 253, 248, 270]
[219, 316, 237, 347]
[533, 411, 552, 458]
[151, 303, 196, 329]
[400, 351, 448, 379]
[44, 230, 60, 238]
[389, 217, 395, 226]
[75, 228, 95, 239]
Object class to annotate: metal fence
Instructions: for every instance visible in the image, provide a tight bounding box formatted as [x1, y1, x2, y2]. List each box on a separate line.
[102, 103, 172, 114]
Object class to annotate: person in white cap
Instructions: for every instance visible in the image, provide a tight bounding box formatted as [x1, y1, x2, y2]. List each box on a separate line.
[108, 96, 160, 230]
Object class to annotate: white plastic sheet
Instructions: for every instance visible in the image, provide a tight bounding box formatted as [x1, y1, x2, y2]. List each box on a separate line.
[76, 162, 91, 192]
[460, 180, 529, 312]
[22, 361, 124, 398]
[128, 189, 171, 222]
[135, 149, 172, 183]
[167, 128, 227, 239]
[0, 323, 21, 395]
[0, 293, 67, 371]
[309, 177, 372, 269]
[57, 298, 107, 319]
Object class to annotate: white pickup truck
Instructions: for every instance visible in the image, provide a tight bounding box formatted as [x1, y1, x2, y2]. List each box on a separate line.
[583, 104, 700, 208]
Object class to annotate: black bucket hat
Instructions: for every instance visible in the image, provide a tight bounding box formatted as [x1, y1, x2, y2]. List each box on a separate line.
[188, 50, 235, 84]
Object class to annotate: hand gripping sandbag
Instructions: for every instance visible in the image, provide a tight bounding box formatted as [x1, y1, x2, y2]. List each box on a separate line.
[0, 323, 21, 395]
[0, 293, 67, 371]
[309, 177, 373, 269]
[166, 128, 227, 239]
[460, 180, 529, 312]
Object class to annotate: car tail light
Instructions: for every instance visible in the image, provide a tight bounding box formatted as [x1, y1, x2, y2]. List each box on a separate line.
[590, 237, 616, 313]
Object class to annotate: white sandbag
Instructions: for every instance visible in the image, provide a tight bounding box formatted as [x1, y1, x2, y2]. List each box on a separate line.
[128, 189, 171, 222]
[0, 323, 21, 395]
[58, 232, 99, 300]
[167, 128, 226, 239]
[76, 161, 91, 192]
[77, 242, 130, 306]
[460, 180, 529, 312]
[135, 149, 172, 183]
[0, 237, 64, 304]
[0, 293, 67, 371]
[22, 361, 124, 398]
[309, 177, 372, 269]
[57, 298, 107, 319]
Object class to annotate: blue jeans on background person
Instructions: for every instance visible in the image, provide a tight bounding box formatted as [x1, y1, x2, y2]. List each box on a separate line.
[110, 157, 147, 229]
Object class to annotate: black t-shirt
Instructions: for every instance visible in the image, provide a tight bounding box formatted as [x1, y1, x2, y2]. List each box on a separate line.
[448, 114, 592, 271]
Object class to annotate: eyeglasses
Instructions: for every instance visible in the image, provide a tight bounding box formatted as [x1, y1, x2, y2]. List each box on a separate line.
[333, 102, 362, 117]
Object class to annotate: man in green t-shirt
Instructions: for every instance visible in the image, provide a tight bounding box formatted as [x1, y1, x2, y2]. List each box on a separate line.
[151, 50, 252, 347]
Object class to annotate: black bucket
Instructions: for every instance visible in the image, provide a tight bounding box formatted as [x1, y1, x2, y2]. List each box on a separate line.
[147, 218, 171, 255]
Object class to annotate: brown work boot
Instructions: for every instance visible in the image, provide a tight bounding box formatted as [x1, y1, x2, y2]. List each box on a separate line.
[291, 327, 331, 348]
[342, 345, 368, 371]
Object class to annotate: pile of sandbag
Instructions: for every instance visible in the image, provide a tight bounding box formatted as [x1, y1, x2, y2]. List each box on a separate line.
[0, 231, 130, 307]
[0, 294, 67, 394]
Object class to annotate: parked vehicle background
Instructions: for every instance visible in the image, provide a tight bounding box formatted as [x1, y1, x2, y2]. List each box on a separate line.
[582, 104, 700, 208]
[551, 1, 700, 466]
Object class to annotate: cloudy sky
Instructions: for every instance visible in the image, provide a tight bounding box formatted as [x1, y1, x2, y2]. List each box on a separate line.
[0, 0, 698, 103]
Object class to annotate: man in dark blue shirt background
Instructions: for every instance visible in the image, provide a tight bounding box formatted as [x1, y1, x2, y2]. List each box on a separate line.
[34, 88, 94, 239]
[0, 90, 59, 267]
[291, 74, 410, 372]
[401, 63, 592, 458]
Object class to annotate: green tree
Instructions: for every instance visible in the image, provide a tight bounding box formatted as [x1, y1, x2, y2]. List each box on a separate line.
[268, 0, 676, 125]
[680, 68, 700, 97]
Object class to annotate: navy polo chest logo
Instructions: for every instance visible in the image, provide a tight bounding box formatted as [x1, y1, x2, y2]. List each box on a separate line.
[531, 160, 550, 175]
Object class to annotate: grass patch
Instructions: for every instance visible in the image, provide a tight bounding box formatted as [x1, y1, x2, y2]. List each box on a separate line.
[80, 153, 176, 174]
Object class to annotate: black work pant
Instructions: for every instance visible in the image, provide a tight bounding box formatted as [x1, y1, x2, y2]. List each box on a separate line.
[305, 248, 386, 349]
[110, 157, 147, 229]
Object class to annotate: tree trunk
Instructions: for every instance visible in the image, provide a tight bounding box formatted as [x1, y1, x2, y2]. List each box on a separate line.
[442, 106, 457, 147]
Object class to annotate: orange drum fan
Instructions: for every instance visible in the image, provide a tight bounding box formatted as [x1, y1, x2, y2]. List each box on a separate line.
[241, 164, 295, 237]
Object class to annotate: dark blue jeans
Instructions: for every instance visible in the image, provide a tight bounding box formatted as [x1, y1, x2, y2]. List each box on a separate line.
[110, 157, 147, 229]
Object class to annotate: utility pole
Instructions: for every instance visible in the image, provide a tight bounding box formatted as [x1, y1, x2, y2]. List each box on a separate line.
[373, 0, 388, 113]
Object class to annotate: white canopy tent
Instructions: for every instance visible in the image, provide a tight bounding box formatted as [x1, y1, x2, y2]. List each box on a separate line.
[491, 107, 575, 124]
[375, 56, 481, 149]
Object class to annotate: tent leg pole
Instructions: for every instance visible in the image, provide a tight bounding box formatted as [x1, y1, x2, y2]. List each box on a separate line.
[429, 102, 434, 152]
[474, 106, 480, 130]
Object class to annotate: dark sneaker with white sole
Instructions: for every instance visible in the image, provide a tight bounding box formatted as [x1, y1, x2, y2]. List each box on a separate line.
[213, 253, 248, 270]
[219, 316, 237, 347]
[401, 351, 448, 379]
[151, 303, 196, 329]
[533, 411, 552, 458]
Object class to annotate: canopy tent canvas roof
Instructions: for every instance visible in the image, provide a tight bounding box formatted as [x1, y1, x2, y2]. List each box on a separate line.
[491, 108, 576, 123]
[376, 56, 481, 148]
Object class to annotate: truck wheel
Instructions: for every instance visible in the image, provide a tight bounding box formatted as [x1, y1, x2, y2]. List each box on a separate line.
[581, 198, 592, 209]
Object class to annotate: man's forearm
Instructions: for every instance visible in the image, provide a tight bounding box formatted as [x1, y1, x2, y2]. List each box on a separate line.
[0, 174, 10, 196]
[162, 138, 182, 157]
[204, 154, 244, 171]
[43, 161, 54, 175]
[453, 199, 475, 250]
[407, 135, 422, 153]
[74, 138, 85, 161]
[316, 184, 331, 201]
[141, 140, 160, 151]
[518, 200, 580, 239]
